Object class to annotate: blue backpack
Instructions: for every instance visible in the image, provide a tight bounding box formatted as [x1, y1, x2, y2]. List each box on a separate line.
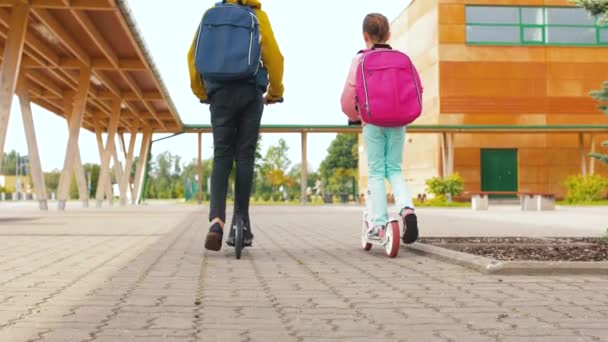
[194, 0, 261, 82]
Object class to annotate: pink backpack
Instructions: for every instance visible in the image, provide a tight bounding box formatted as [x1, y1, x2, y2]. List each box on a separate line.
[355, 46, 423, 127]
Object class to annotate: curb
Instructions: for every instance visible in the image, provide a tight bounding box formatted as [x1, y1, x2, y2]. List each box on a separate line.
[407, 243, 608, 276]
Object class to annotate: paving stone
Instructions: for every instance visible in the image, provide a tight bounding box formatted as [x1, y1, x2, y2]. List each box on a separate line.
[0, 206, 606, 341]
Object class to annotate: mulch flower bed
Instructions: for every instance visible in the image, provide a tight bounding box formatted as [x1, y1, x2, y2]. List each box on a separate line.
[419, 237, 608, 262]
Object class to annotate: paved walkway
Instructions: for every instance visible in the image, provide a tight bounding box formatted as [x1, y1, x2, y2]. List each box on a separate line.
[0, 204, 607, 341]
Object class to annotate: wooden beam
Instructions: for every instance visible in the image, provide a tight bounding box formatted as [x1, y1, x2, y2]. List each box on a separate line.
[72, 10, 119, 68]
[447, 133, 454, 176]
[95, 100, 121, 206]
[64, 7, 155, 131]
[23, 0, 115, 10]
[62, 92, 91, 208]
[111, 136, 124, 204]
[32, 9, 91, 66]
[589, 134, 596, 175]
[22, 57, 146, 71]
[133, 128, 152, 205]
[93, 117, 113, 202]
[301, 132, 308, 205]
[57, 67, 91, 210]
[92, 71, 146, 129]
[120, 123, 139, 205]
[95, 90, 163, 101]
[27, 8, 142, 130]
[17, 80, 48, 210]
[440, 133, 448, 178]
[121, 72, 165, 129]
[0, 2, 28, 171]
[579, 133, 587, 176]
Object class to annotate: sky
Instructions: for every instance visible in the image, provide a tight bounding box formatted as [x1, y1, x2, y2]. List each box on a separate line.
[4, 0, 411, 173]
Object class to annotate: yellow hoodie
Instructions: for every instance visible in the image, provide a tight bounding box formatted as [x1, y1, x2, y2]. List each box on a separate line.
[187, 0, 284, 102]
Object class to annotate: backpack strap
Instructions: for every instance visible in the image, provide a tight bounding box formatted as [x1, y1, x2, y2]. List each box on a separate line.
[371, 44, 392, 50]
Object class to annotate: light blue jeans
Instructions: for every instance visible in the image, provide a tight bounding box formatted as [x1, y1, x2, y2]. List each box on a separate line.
[363, 124, 414, 227]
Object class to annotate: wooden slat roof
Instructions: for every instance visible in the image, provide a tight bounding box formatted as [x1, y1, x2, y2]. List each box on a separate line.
[0, 0, 182, 133]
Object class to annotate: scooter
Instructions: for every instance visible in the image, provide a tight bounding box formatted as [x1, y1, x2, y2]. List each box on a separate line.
[361, 191, 401, 258]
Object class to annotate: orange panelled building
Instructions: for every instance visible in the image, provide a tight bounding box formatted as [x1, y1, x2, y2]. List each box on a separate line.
[362, 0, 608, 199]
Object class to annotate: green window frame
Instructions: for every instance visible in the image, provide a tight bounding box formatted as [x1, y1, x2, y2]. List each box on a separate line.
[600, 28, 608, 45]
[465, 5, 606, 47]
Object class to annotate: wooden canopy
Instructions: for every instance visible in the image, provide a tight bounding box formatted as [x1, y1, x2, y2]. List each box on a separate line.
[0, 0, 182, 133]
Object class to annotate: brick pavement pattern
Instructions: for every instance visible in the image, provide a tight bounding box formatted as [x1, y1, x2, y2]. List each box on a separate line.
[0, 205, 607, 342]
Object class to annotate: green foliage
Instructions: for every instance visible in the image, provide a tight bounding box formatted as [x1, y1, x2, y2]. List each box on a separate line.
[564, 174, 608, 204]
[0, 150, 19, 175]
[425, 173, 465, 201]
[413, 194, 470, 207]
[44, 171, 61, 194]
[265, 138, 291, 172]
[146, 151, 186, 199]
[571, 0, 608, 23]
[319, 134, 358, 185]
[328, 168, 355, 194]
[586, 81, 608, 165]
[254, 138, 294, 200]
[69, 176, 79, 200]
[83, 164, 100, 197]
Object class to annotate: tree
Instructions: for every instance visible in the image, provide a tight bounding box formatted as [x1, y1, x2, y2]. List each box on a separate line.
[84, 163, 101, 197]
[572, 0, 608, 23]
[1, 150, 19, 175]
[328, 168, 355, 196]
[319, 134, 358, 186]
[588, 82, 608, 164]
[264, 138, 291, 172]
[44, 171, 61, 195]
[254, 139, 292, 201]
[575, 2, 608, 164]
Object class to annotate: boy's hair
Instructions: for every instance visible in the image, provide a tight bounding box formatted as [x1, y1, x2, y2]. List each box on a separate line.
[363, 13, 390, 43]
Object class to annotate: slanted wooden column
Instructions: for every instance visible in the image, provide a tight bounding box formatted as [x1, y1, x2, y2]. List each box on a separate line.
[95, 100, 121, 207]
[0, 3, 29, 171]
[301, 131, 308, 205]
[16, 79, 47, 210]
[93, 118, 114, 203]
[119, 123, 139, 206]
[589, 134, 596, 175]
[579, 133, 587, 176]
[440, 132, 454, 177]
[62, 96, 90, 207]
[447, 133, 454, 176]
[197, 132, 203, 205]
[57, 68, 91, 210]
[133, 128, 152, 205]
[111, 142, 124, 203]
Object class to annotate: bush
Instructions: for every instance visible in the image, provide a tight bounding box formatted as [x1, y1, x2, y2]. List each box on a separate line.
[425, 173, 464, 202]
[564, 174, 608, 204]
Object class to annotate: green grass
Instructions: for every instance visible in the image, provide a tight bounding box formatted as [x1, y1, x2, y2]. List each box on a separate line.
[414, 200, 471, 208]
[557, 200, 608, 206]
[178, 197, 472, 208]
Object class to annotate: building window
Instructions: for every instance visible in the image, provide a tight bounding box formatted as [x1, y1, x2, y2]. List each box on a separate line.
[600, 29, 608, 44]
[465, 5, 605, 46]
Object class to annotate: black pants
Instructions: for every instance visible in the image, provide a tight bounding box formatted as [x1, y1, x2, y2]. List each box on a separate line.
[208, 83, 264, 225]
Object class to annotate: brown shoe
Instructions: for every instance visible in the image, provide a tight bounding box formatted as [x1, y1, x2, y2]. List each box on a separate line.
[204, 223, 223, 252]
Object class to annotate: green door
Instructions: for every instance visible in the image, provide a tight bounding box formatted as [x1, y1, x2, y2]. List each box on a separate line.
[481, 149, 518, 198]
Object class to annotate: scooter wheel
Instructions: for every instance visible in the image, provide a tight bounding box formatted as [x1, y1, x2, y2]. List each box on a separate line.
[385, 221, 400, 258]
[361, 214, 372, 251]
[235, 218, 244, 260]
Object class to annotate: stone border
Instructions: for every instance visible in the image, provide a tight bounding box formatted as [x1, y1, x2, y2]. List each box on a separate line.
[407, 243, 608, 275]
